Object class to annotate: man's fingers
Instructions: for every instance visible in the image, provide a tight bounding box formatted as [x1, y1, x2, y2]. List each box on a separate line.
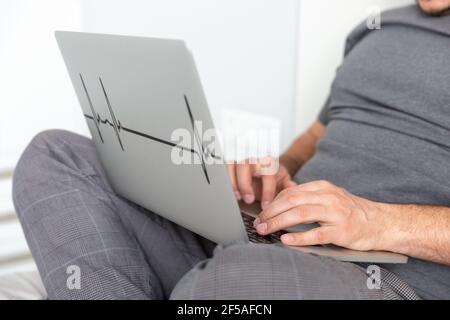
[255, 205, 328, 235]
[291, 180, 336, 192]
[281, 179, 297, 190]
[226, 163, 241, 200]
[259, 190, 327, 222]
[236, 163, 255, 204]
[272, 181, 334, 203]
[260, 175, 277, 209]
[280, 227, 333, 246]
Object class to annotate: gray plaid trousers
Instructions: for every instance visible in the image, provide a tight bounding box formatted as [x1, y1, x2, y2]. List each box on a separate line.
[12, 130, 420, 300]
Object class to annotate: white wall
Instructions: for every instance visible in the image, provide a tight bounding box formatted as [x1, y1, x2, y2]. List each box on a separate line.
[294, 0, 413, 133]
[79, 0, 299, 150]
[0, 0, 85, 169]
[0, 0, 299, 168]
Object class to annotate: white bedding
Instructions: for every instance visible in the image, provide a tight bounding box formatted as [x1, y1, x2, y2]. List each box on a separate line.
[0, 270, 46, 300]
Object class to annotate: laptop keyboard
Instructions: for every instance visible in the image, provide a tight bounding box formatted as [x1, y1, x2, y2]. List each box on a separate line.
[241, 213, 284, 244]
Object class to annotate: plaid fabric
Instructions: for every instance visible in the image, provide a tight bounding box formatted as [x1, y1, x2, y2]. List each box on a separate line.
[13, 130, 419, 300]
[13, 130, 212, 299]
[171, 244, 420, 300]
[380, 268, 421, 300]
[358, 263, 421, 300]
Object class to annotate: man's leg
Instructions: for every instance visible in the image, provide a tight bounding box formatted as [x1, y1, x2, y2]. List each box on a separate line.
[171, 243, 420, 300]
[13, 130, 214, 299]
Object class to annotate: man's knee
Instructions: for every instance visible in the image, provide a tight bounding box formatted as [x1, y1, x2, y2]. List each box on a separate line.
[28, 129, 87, 152]
[12, 130, 94, 210]
[16, 129, 93, 170]
[170, 243, 297, 299]
[15, 130, 77, 171]
[171, 242, 385, 300]
[30, 129, 66, 145]
[14, 130, 69, 178]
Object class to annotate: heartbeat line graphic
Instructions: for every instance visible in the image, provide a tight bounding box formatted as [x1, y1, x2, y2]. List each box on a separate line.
[79, 73, 220, 184]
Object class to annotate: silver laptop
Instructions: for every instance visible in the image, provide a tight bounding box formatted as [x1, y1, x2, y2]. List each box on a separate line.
[55, 31, 407, 264]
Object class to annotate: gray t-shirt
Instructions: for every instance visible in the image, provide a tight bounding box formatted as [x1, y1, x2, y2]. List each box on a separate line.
[295, 5, 450, 299]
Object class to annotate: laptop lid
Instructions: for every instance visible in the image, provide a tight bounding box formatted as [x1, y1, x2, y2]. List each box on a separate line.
[55, 31, 248, 245]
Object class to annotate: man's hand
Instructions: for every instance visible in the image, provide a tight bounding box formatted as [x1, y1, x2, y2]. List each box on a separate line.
[254, 180, 387, 251]
[226, 157, 296, 210]
[226, 120, 325, 210]
[254, 179, 450, 265]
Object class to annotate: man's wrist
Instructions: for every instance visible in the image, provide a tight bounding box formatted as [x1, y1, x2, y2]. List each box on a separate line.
[279, 153, 302, 177]
[370, 202, 411, 254]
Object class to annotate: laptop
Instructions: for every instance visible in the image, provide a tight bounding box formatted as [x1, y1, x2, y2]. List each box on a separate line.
[55, 31, 407, 264]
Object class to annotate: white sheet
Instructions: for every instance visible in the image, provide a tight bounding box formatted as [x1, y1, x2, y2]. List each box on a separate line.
[0, 270, 46, 300]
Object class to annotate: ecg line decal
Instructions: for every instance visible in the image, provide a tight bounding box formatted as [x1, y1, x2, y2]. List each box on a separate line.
[99, 77, 124, 151]
[79, 73, 220, 184]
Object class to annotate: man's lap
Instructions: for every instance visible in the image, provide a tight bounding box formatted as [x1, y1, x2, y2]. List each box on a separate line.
[12, 130, 412, 299]
[171, 243, 389, 299]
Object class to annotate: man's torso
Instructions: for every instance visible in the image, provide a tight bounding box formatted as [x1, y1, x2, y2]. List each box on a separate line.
[295, 5, 450, 299]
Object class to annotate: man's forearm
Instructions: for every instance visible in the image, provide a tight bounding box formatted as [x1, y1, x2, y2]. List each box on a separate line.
[376, 203, 450, 265]
[280, 121, 325, 177]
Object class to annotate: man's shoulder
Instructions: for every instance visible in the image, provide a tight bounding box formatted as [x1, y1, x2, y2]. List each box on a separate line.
[343, 4, 447, 56]
[381, 4, 420, 19]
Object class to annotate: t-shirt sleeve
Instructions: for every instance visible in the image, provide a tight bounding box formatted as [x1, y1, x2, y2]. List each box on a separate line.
[317, 20, 368, 126]
[318, 95, 331, 125]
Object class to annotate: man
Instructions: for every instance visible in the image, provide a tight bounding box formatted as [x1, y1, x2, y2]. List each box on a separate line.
[13, 2, 450, 299]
